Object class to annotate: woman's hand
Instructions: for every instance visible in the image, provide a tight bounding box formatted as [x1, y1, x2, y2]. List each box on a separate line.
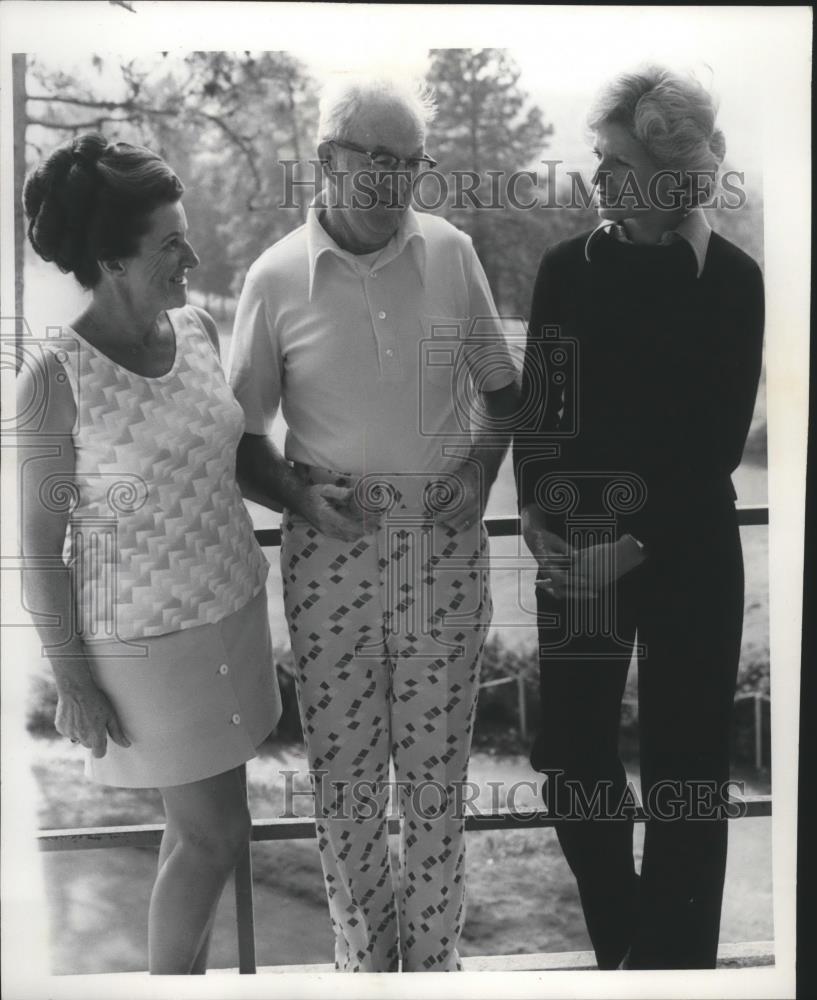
[521, 504, 594, 600]
[55, 675, 131, 758]
[568, 535, 647, 594]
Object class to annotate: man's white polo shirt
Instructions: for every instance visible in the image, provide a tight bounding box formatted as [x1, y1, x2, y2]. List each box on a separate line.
[228, 204, 517, 476]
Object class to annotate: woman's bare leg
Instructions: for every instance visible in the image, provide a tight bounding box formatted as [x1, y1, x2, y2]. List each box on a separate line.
[155, 823, 217, 974]
[149, 766, 250, 974]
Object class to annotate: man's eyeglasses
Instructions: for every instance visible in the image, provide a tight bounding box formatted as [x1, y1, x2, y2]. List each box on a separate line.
[329, 139, 437, 175]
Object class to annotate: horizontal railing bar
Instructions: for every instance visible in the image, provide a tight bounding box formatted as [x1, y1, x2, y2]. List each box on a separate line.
[37, 795, 772, 851]
[733, 504, 770, 526]
[253, 527, 281, 547]
[250, 939, 777, 974]
[478, 676, 517, 689]
[253, 505, 768, 549]
[58, 938, 777, 977]
[37, 824, 166, 851]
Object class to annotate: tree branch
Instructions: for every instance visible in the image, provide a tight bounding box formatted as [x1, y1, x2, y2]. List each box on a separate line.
[192, 110, 263, 204]
[27, 94, 182, 120]
[26, 114, 142, 130]
[27, 81, 268, 207]
[27, 93, 132, 110]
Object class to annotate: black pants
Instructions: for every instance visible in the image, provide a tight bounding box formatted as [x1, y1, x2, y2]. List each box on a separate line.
[532, 507, 745, 969]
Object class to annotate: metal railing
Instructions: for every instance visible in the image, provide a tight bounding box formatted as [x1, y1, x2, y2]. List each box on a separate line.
[37, 505, 771, 975]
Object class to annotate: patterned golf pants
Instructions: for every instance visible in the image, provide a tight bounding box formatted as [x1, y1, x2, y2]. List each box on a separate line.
[280, 470, 492, 972]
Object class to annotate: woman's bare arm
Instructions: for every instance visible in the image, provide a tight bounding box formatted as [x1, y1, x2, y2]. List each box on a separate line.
[17, 351, 129, 756]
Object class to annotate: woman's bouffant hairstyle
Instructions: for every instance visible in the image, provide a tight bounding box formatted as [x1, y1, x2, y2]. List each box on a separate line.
[587, 65, 726, 202]
[23, 133, 184, 290]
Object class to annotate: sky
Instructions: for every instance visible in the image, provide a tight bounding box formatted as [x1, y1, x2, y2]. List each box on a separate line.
[13, 4, 773, 179]
[287, 6, 767, 176]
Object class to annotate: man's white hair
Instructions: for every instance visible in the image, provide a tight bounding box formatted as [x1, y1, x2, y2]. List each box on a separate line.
[317, 75, 437, 143]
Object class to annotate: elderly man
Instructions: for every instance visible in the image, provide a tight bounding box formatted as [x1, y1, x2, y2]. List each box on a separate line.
[229, 76, 518, 972]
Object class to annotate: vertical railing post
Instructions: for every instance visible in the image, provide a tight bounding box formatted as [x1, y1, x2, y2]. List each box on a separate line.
[517, 673, 528, 743]
[754, 694, 763, 773]
[234, 765, 257, 974]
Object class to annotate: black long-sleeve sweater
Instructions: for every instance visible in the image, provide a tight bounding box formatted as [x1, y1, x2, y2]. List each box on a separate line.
[512, 228, 765, 551]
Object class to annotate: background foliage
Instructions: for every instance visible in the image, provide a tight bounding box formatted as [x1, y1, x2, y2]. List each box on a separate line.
[17, 47, 764, 317]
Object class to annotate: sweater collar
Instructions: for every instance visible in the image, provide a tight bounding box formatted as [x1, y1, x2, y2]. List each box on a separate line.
[584, 209, 711, 278]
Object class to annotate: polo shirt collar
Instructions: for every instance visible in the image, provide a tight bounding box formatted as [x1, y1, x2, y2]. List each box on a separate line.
[306, 193, 427, 300]
[584, 208, 712, 278]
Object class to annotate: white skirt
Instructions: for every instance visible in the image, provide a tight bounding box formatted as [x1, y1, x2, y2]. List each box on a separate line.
[82, 588, 282, 788]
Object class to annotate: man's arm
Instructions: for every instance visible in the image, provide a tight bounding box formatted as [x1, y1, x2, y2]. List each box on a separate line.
[229, 270, 371, 541]
[441, 381, 520, 532]
[236, 433, 372, 542]
[441, 240, 521, 531]
[473, 380, 521, 484]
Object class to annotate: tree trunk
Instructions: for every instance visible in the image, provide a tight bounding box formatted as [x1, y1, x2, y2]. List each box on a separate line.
[285, 75, 307, 225]
[12, 53, 27, 359]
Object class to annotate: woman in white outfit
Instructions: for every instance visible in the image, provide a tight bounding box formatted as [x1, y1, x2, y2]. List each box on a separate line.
[18, 133, 282, 973]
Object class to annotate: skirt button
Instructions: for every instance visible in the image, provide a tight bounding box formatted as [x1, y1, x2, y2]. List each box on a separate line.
[219, 663, 229, 675]
[231, 713, 241, 725]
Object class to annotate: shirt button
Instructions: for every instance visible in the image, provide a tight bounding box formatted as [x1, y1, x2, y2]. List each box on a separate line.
[231, 713, 241, 725]
[385, 348, 394, 357]
[218, 663, 229, 675]
[370, 271, 378, 278]
[378, 310, 386, 319]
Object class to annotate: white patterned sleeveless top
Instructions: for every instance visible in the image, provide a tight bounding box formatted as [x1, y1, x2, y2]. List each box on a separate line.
[54, 306, 269, 640]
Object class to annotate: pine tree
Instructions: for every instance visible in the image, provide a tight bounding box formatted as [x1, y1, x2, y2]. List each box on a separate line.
[425, 48, 554, 313]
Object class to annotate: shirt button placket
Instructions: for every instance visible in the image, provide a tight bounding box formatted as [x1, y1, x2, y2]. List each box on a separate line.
[371, 295, 399, 378]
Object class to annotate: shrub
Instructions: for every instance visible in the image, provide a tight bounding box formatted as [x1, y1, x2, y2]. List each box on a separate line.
[27, 673, 59, 739]
[26, 634, 771, 769]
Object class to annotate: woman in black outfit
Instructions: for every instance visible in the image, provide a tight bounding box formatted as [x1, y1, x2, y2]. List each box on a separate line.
[513, 66, 764, 970]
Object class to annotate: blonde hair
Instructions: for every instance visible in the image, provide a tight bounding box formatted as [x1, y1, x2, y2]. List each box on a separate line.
[588, 65, 725, 197]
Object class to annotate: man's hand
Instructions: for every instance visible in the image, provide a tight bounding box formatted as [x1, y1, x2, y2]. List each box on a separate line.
[236, 433, 377, 540]
[300, 483, 378, 541]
